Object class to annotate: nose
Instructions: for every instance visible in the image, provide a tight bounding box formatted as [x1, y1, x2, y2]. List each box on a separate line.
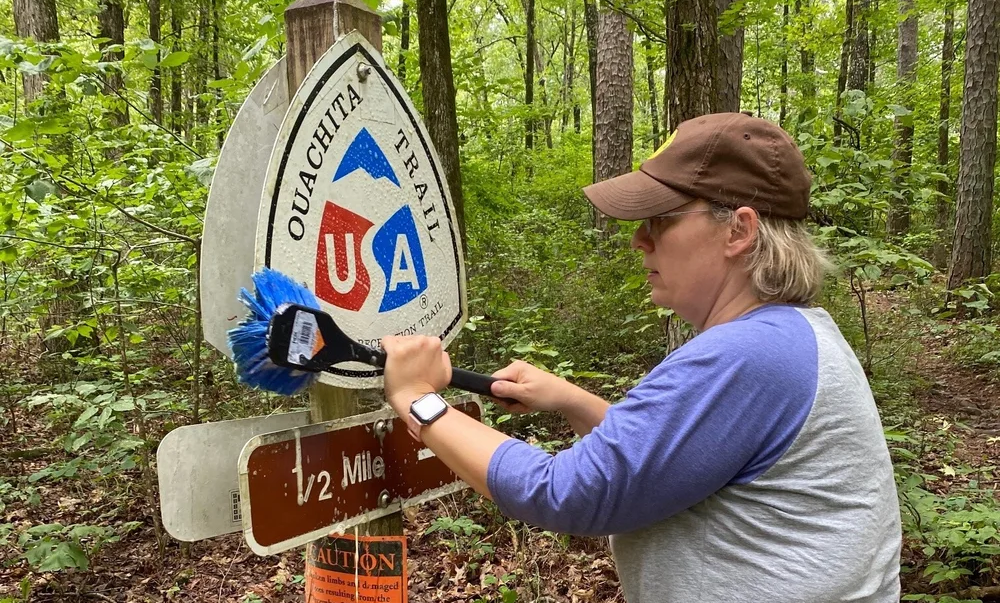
[631, 223, 653, 253]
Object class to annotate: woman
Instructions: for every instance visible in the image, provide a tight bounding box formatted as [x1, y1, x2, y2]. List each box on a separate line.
[382, 113, 901, 602]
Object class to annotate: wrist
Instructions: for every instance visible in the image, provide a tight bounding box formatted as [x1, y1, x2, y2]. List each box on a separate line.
[389, 387, 435, 415]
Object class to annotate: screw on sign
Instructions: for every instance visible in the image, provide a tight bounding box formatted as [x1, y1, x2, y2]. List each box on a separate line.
[238, 399, 482, 555]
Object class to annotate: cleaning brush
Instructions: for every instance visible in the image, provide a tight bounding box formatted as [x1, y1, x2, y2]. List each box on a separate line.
[227, 267, 501, 398]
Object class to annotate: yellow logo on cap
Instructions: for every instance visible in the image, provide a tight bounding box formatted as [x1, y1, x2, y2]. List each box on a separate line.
[649, 130, 677, 160]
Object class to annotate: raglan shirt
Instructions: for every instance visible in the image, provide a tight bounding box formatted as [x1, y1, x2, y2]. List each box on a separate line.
[486, 305, 901, 603]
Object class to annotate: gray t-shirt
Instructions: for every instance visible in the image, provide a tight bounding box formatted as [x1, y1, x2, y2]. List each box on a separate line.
[487, 305, 901, 602]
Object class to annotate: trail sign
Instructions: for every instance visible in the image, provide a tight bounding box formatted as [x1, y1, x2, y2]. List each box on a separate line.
[157, 410, 310, 542]
[239, 396, 482, 555]
[256, 32, 466, 389]
[201, 57, 289, 357]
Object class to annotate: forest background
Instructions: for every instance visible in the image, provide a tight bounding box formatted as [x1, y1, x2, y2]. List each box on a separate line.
[2, 0, 1000, 600]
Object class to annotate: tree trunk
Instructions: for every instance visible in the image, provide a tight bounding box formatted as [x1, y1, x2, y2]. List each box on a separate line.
[644, 36, 661, 149]
[593, 8, 633, 232]
[149, 0, 163, 123]
[416, 0, 467, 248]
[12, 0, 60, 104]
[665, 0, 718, 130]
[398, 0, 410, 85]
[947, 0, 1000, 289]
[848, 0, 870, 93]
[887, 0, 917, 236]
[170, 0, 183, 133]
[780, 1, 788, 126]
[834, 0, 854, 141]
[796, 0, 815, 128]
[212, 0, 222, 147]
[932, 0, 955, 269]
[524, 0, 535, 150]
[561, 6, 577, 133]
[583, 0, 598, 180]
[98, 0, 128, 127]
[716, 0, 744, 113]
[195, 0, 209, 149]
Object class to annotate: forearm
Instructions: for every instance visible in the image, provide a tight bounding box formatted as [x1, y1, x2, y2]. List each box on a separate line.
[409, 405, 512, 499]
[560, 389, 611, 437]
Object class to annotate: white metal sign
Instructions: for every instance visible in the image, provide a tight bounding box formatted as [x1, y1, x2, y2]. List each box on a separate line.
[157, 410, 310, 542]
[201, 58, 289, 357]
[256, 32, 466, 388]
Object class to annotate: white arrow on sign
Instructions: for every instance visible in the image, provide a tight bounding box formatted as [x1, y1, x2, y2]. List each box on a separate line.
[201, 58, 290, 358]
[157, 410, 310, 542]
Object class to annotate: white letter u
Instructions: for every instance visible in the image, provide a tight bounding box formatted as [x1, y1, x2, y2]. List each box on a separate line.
[325, 233, 357, 294]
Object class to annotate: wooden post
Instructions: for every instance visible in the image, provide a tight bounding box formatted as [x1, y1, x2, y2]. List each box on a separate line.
[282, 0, 400, 596]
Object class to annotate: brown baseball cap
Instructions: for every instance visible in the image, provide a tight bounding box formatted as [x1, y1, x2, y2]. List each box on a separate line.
[583, 112, 812, 221]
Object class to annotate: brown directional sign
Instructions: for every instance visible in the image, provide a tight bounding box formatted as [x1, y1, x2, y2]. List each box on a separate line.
[238, 396, 482, 555]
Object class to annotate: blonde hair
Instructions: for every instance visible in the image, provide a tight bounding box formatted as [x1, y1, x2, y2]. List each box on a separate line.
[711, 205, 832, 305]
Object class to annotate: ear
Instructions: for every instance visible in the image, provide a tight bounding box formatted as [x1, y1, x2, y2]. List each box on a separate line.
[723, 207, 759, 258]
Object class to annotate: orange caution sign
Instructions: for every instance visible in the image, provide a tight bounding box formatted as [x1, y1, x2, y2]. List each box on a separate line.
[305, 534, 407, 603]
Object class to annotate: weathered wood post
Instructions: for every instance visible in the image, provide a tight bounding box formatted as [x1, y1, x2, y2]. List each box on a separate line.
[282, 0, 401, 597]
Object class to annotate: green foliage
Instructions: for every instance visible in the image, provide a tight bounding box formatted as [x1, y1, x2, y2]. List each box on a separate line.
[425, 515, 494, 559]
[3, 521, 140, 572]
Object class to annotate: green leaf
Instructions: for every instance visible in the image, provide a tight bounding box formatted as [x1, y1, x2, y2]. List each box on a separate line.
[0, 245, 18, 264]
[160, 51, 191, 68]
[110, 400, 135, 412]
[74, 405, 99, 427]
[142, 51, 159, 70]
[6, 119, 35, 141]
[25, 179, 57, 202]
[242, 36, 268, 61]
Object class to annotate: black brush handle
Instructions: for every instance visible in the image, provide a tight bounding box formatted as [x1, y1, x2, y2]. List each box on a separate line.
[368, 346, 515, 402]
[449, 367, 500, 398]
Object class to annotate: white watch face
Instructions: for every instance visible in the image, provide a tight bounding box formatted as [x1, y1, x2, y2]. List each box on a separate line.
[411, 394, 447, 423]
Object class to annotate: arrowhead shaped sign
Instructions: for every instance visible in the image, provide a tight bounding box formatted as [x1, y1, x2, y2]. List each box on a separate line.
[256, 32, 467, 389]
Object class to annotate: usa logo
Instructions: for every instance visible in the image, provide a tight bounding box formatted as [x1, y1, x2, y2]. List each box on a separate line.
[256, 34, 466, 388]
[314, 129, 428, 313]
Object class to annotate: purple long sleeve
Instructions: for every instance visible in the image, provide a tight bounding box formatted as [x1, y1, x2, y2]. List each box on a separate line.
[485, 304, 818, 536]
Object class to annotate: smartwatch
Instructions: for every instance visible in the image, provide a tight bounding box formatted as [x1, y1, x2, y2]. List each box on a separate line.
[407, 393, 448, 442]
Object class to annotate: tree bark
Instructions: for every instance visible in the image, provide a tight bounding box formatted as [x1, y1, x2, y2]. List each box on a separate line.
[583, 0, 598, 180]
[716, 0, 744, 113]
[13, 0, 60, 104]
[932, 0, 955, 269]
[796, 0, 815, 128]
[149, 0, 163, 123]
[524, 0, 535, 150]
[416, 0, 467, 248]
[593, 8, 632, 232]
[887, 0, 917, 236]
[644, 36, 661, 149]
[947, 0, 1000, 289]
[561, 6, 578, 134]
[848, 0, 870, 93]
[398, 0, 410, 84]
[98, 0, 128, 127]
[212, 0, 222, 147]
[780, 1, 788, 126]
[170, 0, 183, 133]
[834, 0, 853, 141]
[665, 0, 718, 130]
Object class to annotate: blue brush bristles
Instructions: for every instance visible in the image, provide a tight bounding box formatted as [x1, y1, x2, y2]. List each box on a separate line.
[228, 268, 322, 396]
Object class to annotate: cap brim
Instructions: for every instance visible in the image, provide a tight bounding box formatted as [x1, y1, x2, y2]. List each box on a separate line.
[583, 169, 697, 220]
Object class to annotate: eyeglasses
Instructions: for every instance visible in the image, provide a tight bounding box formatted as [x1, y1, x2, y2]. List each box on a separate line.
[641, 209, 714, 236]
